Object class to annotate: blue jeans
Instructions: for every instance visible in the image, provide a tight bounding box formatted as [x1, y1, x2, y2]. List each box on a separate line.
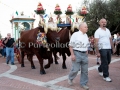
[98, 49, 111, 78]
[6, 47, 14, 63]
[0, 49, 2, 55]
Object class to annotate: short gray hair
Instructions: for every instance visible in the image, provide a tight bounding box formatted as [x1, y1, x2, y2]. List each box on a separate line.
[79, 22, 87, 28]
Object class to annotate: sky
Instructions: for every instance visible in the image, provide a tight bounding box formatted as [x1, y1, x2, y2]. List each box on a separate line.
[0, 0, 84, 38]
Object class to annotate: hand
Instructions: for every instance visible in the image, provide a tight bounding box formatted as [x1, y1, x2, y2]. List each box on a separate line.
[71, 54, 76, 61]
[112, 48, 116, 54]
[96, 52, 100, 57]
[86, 51, 88, 55]
[7, 36, 9, 39]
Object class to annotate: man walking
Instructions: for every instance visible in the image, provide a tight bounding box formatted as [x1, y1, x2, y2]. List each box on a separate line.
[68, 22, 89, 90]
[4, 33, 15, 65]
[94, 18, 115, 82]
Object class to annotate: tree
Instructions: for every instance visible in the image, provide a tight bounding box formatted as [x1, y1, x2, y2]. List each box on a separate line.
[0, 33, 2, 39]
[107, 0, 120, 34]
[77, 0, 120, 35]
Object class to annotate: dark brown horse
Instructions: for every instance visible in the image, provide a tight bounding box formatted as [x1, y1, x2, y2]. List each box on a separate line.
[52, 27, 79, 69]
[19, 26, 59, 74]
[51, 27, 71, 69]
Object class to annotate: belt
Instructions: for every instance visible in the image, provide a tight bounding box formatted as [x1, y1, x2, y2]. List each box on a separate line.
[7, 46, 13, 48]
[7, 45, 13, 48]
[74, 50, 86, 53]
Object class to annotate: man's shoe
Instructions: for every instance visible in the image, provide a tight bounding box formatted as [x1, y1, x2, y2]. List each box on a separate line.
[99, 72, 103, 76]
[96, 67, 103, 76]
[103, 77, 112, 82]
[68, 79, 73, 85]
[97, 62, 100, 65]
[11, 63, 15, 65]
[81, 85, 89, 90]
[6, 60, 9, 64]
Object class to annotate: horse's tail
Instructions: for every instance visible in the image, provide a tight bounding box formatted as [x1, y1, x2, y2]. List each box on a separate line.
[17, 38, 20, 48]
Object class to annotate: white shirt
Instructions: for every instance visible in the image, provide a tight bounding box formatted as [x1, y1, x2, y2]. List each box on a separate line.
[94, 28, 111, 49]
[69, 30, 89, 51]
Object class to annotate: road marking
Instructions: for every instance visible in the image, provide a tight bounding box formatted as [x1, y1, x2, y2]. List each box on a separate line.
[0, 64, 73, 90]
[0, 64, 17, 77]
[46, 58, 120, 85]
[4, 74, 73, 90]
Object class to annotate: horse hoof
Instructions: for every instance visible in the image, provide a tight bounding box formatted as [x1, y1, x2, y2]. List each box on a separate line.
[44, 65, 50, 69]
[40, 70, 46, 74]
[21, 64, 25, 67]
[56, 56, 60, 59]
[55, 61, 59, 64]
[51, 62, 53, 64]
[31, 66, 36, 69]
[62, 66, 67, 69]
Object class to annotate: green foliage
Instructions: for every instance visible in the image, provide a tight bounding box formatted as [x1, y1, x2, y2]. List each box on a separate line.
[78, 0, 120, 35]
[54, 11, 62, 15]
[65, 11, 74, 15]
[0, 33, 2, 39]
[34, 10, 45, 15]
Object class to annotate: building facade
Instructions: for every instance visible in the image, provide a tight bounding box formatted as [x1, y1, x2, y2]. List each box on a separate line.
[10, 13, 35, 40]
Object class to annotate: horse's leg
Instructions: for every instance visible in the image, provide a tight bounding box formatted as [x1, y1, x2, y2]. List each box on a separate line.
[27, 54, 36, 69]
[50, 52, 53, 64]
[51, 56, 54, 64]
[53, 50, 59, 64]
[56, 54, 60, 60]
[21, 51, 25, 67]
[44, 51, 52, 69]
[16, 49, 21, 64]
[35, 53, 46, 74]
[62, 52, 67, 69]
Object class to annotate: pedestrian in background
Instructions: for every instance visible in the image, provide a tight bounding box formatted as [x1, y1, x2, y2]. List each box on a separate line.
[3, 33, 15, 65]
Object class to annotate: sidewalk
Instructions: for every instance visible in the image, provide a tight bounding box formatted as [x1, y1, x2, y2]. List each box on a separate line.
[0, 55, 120, 90]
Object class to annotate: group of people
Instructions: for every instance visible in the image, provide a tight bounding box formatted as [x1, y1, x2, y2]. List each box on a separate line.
[68, 18, 117, 90]
[0, 18, 119, 90]
[88, 32, 120, 65]
[0, 33, 15, 65]
[112, 32, 120, 56]
[88, 33, 120, 57]
[0, 38, 6, 57]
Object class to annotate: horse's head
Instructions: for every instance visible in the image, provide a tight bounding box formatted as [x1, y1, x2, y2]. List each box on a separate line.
[70, 22, 80, 35]
[46, 29, 60, 44]
[39, 25, 60, 44]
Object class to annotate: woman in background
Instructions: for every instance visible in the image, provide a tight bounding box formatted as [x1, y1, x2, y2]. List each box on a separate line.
[116, 32, 120, 56]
